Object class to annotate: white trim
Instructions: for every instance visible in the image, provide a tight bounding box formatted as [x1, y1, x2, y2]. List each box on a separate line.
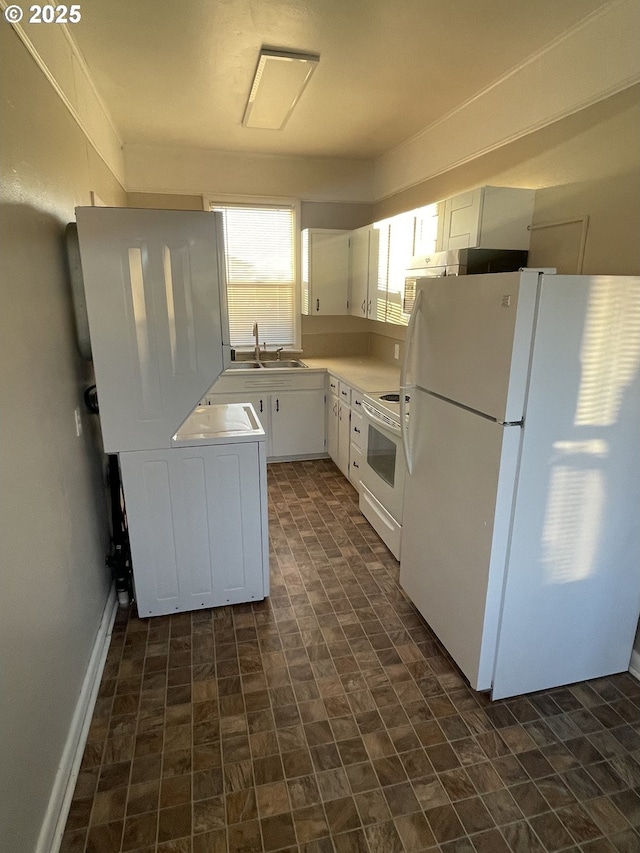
[37, 586, 118, 853]
[374, 0, 640, 199]
[630, 648, 640, 682]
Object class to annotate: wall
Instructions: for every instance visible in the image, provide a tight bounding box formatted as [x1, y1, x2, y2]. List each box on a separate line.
[0, 25, 126, 853]
[124, 143, 375, 203]
[374, 85, 640, 275]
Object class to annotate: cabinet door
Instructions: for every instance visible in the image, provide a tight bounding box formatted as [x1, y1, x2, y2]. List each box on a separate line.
[120, 443, 266, 617]
[442, 189, 482, 251]
[337, 402, 351, 478]
[305, 230, 350, 315]
[327, 393, 339, 463]
[271, 390, 326, 458]
[350, 226, 382, 321]
[350, 226, 371, 318]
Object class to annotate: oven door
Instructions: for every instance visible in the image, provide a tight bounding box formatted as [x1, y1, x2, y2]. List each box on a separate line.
[360, 407, 405, 524]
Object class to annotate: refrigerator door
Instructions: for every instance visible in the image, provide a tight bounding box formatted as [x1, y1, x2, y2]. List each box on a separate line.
[400, 389, 522, 690]
[492, 275, 640, 698]
[410, 271, 540, 422]
[76, 207, 229, 452]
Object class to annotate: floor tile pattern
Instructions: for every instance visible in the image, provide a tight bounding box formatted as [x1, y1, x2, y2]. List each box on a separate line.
[61, 459, 640, 852]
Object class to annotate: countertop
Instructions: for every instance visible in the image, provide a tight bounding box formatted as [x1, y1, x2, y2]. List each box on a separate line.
[301, 356, 401, 394]
[172, 402, 265, 446]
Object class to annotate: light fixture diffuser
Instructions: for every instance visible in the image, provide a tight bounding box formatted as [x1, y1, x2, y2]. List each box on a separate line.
[242, 48, 320, 130]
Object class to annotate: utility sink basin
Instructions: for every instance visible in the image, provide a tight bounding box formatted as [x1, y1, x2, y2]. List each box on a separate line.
[226, 361, 262, 369]
[261, 360, 307, 368]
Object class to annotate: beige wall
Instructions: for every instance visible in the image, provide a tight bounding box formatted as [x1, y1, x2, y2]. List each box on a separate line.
[374, 85, 640, 276]
[0, 26, 125, 853]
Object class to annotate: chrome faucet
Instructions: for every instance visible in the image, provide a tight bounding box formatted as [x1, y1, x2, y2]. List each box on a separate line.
[252, 322, 260, 361]
[276, 347, 284, 361]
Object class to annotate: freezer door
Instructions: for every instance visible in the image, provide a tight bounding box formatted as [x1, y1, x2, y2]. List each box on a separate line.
[400, 390, 521, 690]
[76, 207, 228, 452]
[411, 272, 539, 422]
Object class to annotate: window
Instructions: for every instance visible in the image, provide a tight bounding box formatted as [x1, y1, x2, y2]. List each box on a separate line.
[208, 200, 300, 350]
[374, 203, 439, 325]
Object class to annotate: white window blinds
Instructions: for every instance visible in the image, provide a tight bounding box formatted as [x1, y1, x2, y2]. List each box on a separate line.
[211, 203, 299, 349]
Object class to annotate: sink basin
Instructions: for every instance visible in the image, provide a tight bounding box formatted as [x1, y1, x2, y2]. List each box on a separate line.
[226, 359, 307, 370]
[261, 360, 307, 368]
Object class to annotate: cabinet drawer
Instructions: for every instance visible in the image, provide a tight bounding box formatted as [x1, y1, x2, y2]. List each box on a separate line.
[211, 370, 325, 395]
[339, 382, 352, 405]
[351, 391, 364, 414]
[351, 410, 364, 449]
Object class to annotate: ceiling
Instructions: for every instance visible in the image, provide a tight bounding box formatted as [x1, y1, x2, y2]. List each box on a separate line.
[70, 0, 612, 161]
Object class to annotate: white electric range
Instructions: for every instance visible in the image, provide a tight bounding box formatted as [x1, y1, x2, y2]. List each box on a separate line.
[358, 391, 410, 560]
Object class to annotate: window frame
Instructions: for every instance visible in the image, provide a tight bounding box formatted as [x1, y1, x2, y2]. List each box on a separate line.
[203, 194, 302, 352]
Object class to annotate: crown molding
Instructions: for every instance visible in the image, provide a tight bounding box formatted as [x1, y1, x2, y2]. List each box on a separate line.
[2, 1, 125, 187]
[374, 0, 640, 200]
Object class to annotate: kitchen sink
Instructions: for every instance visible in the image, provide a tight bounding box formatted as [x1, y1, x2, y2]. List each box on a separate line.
[261, 360, 307, 368]
[227, 359, 307, 370]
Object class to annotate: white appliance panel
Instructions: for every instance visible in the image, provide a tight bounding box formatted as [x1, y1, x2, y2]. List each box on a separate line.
[121, 442, 266, 618]
[359, 484, 402, 560]
[492, 275, 640, 698]
[400, 391, 522, 690]
[408, 272, 539, 422]
[76, 207, 229, 452]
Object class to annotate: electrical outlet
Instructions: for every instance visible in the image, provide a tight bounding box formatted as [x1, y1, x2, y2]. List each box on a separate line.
[394, 343, 400, 360]
[74, 407, 83, 437]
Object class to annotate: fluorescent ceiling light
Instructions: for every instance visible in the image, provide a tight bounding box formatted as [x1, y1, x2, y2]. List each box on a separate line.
[242, 48, 320, 130]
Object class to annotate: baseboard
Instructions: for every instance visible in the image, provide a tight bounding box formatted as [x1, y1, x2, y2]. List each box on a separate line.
[37, 585, 118, 853]
[630, 648, 640, 682]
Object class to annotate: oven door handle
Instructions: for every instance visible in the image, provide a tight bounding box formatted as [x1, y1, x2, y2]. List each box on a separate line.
[361, 401, 401, 436]
[400, 287, 423, 474]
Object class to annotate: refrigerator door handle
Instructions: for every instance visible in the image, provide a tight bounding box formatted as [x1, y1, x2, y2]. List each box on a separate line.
[400, 288, 423, 474]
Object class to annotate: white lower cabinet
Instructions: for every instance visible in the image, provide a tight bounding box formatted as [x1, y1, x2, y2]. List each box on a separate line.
[327, 375, 363, 491]
[119, 441, 269, 617]
[327, 390, 339, 463]
[270, 390, 325, 458]
[337, 396, 351, 478]
[204, 371, 327, 461]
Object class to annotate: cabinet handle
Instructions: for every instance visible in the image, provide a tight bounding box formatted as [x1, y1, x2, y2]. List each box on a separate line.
[361, 299, 366, 313]
[316, 298, 320, 312]
[354, 399, 361, 407]
[341, 390, 348, 397]
[354, 426, 360, 433]
[276, 398, 280, 412]
[259, 399, 263, 413]
[352, 461, 359, 469]
[367, 299, 371, 315]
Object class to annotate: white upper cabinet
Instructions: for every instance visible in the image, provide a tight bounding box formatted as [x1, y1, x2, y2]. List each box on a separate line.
[439, 186, 535, 251]
[349, 225, 381, 320]
[301, 229, 350, 315]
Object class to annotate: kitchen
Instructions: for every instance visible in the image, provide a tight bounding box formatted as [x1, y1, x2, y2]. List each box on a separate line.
[2, 1, 640, 851]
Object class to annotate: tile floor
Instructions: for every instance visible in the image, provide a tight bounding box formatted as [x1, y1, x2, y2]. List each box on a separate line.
[61, 459, 640, 853]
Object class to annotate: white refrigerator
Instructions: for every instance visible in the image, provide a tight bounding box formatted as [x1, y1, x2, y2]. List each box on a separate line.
[399, 270, 640, 699]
